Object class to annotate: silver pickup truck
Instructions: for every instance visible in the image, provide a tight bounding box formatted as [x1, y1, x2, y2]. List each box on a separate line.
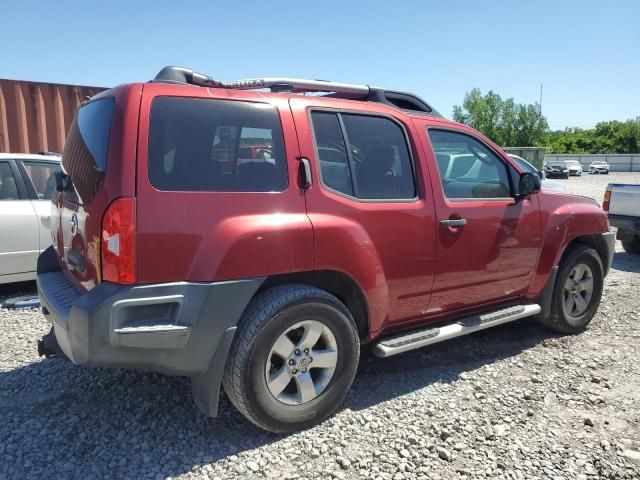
[605, 183, 640, 254]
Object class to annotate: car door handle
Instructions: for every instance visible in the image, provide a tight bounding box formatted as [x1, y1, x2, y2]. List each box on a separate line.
[440, 218, 467, 227]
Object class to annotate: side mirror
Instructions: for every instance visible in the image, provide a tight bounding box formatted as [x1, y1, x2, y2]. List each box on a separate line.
[54, 170, 71, 192]
[538, 170, 545, 180]
[516, 172, 541, 200]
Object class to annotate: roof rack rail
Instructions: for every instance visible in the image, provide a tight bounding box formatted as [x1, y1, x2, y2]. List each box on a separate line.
[152, 66, 441, 117]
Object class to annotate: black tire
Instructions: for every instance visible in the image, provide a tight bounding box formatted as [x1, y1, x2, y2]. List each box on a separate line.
[538, 245, 604, 334]
[622, 236, 640, 254]
[222, 284, 360, 433]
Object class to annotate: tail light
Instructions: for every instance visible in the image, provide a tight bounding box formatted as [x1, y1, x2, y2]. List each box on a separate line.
[602, 189, 611, 211]
[101, 197, 136, 284]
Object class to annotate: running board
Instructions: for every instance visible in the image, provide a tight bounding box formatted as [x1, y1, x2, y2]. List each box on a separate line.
[372, 304, 541, 358]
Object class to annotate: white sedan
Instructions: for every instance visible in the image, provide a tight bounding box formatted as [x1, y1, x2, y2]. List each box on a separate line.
[565, 160, 583, 176]
[589, 161, 610, 174]
[508, 154, 567, 192]
[0, 153, 61, 284]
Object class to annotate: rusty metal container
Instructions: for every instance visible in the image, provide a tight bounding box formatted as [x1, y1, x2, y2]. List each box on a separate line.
[0, 79, 106, 154]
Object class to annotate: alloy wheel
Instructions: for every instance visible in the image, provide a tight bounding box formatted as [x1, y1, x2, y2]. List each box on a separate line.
[265, 320, 338, 405]
[563, 263, 594, 317]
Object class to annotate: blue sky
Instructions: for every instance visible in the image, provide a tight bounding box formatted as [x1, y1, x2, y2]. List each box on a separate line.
[2, 0, 638, 129]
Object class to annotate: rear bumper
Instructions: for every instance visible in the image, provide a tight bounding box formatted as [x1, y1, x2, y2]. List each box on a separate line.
[37, 246, 264, 376]
[609, 214, 640, 236]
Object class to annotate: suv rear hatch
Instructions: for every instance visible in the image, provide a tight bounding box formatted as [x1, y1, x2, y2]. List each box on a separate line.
[53, 85, 140, 291]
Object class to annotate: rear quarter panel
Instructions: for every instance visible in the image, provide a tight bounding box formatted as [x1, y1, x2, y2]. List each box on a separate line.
[135, 84, 312, 284]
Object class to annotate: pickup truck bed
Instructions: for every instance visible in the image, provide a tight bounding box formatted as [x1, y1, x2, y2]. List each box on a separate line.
[606, 183, 640, 254]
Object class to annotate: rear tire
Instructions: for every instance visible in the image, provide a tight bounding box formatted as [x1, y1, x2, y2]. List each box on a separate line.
[622, 236, 640, 254]
[537, 245, 604, 334]
[223, 284, 360, 433]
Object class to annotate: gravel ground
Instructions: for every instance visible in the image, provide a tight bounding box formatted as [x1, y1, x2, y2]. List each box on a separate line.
[1, 173, 639, 480]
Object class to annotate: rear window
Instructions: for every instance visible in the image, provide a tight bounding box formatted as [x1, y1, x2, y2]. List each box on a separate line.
[62, 97, 114, 204]
[148, 97, 287, 192]
[21, 161, 61, 200]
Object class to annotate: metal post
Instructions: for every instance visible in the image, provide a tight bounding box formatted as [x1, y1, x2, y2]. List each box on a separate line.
[539, 83, 543, 115]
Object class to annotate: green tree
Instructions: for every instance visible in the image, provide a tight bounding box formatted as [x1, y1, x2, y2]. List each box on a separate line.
[453, 89, 548, 146]
[540, 118, 640, 154]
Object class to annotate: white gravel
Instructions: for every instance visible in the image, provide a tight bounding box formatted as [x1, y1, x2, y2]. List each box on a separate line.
[1, 173, 639, 480]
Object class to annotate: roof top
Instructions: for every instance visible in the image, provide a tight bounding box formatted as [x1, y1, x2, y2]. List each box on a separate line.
[152, 66, 442, 118]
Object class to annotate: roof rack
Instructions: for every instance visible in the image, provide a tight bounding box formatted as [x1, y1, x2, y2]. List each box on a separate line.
[152, 66, 441, 117]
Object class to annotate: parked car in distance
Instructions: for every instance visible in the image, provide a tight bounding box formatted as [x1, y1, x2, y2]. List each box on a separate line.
[0, 153, 61, 284]
[590, 160, 610, 174]
[545, 160, 570, 179]
[565, 160, 583, 176]
[37, 67, 615, 433]
[508, 155, 567, 192]
[604, 183, 640, 254]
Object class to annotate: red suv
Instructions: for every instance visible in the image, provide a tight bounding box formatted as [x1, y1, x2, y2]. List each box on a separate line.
[37, 66, 615, 433]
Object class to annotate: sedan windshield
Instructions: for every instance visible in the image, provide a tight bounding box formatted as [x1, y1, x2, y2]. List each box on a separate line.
[510, 155, 537, 174]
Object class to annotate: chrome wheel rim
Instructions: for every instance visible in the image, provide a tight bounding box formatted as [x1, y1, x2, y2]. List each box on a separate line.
[265, 320, 338, 406]
[563, 263, 594, 318]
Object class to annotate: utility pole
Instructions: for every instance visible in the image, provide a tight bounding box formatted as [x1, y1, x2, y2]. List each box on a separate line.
[539, 83, 543, 115]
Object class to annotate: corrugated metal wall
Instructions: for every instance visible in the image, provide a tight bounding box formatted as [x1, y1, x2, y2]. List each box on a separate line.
[0, 79, 106, 154]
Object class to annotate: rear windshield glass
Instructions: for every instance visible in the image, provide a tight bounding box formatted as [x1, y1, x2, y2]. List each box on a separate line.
[148, 97, 287, 192]
[62, 97, 114, 204]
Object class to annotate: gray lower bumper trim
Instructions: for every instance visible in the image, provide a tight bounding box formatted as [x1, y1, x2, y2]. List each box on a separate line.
[37, 246, 265, 378]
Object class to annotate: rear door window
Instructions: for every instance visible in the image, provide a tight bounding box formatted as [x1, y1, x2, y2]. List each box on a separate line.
[21, 161, 60, 200]
[311, 112, 354, 196]
[62, 97, 115, 204]
[311, 111, 416, 200]
[148, 98, 287, 192]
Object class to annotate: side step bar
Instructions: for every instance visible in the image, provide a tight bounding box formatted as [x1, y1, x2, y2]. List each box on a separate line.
[372, 304, 541, 358]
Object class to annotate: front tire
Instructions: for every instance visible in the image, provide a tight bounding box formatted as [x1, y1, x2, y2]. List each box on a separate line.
[223, 284, 360, 433]
[538, 245, 604, 334]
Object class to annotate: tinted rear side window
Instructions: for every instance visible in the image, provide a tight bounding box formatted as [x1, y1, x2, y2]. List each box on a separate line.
[62, 97, 114, 204]
[311, 111, 416, 200]
[148, 97, 287, 192]
[342, 114, 416, 200]
[311, 112, 354, 196]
